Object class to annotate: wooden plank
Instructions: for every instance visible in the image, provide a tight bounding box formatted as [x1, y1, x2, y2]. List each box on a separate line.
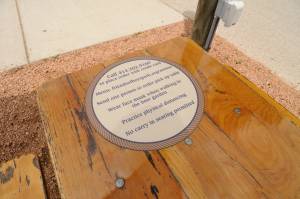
[192, 0, 218, 48]
[146, 37, 300, 198]
[160, 124, 267, 198]
[37, 37, 300, 198]
[146, 37, 300, 125]
[37, 52, 186, 199]
[0, 154, 45, 199]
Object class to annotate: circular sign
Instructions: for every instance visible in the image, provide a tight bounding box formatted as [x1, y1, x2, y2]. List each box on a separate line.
[85, 57, 204, 150]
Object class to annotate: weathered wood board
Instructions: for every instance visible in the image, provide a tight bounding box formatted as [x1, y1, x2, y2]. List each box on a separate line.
[37, 37, 300, 199]
[0, 154, 45, 199]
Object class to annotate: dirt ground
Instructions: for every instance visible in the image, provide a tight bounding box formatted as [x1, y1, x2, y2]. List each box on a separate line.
[0, 20, 299, 199]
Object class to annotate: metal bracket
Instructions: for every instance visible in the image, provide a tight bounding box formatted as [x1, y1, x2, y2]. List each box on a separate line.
[215, 0, 244, 27]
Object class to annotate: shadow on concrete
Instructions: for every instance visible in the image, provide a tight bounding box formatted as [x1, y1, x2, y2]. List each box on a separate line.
[183, 10, 196, 20]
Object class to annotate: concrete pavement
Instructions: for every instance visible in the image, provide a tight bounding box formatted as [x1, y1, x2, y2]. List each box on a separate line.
[0, 0, 183, 70]
[0, 0, 28, 70]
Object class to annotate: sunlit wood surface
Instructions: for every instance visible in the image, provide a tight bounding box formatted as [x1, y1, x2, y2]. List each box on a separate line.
[37, 37, 300, 199]
[0, 154, 45, 199]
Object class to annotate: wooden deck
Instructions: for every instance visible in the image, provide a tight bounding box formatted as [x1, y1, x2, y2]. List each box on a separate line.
[37, 37, 300, 199]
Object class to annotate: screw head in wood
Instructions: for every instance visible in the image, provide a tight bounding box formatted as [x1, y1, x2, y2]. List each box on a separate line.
[184, 137, 193, 145]
[115, 178, 125, 188]
[233, 107, 241, 115]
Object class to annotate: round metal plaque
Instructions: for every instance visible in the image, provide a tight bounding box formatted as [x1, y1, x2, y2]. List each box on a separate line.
[85, 57, 204, 150]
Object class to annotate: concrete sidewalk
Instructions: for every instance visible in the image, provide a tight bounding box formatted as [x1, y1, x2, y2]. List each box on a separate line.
[161, 0, 300, 90]
[0, 0, 183, 70]
[0, 0, 28, 69]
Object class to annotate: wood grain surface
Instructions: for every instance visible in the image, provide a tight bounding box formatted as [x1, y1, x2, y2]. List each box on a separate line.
[0, 154, 45, 199]
[37, 37, 300, 199]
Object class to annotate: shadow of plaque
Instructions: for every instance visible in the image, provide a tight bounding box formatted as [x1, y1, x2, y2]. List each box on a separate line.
[85, 57, 204, 150]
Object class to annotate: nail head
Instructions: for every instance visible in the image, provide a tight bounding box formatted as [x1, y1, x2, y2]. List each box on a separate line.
[115, 178, 125, 188]
[184, 137, 193, 145]
[233, 107, 241, 115]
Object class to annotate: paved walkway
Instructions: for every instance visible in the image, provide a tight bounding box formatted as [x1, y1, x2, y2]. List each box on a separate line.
[0, 0, 28, 69]
[161, 0, 300, 90]
[0, 0, 183, 70]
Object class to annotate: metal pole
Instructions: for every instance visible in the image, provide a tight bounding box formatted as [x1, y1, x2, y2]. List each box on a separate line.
[204, 16, 220, 51]
[192, 0, 219, 51]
